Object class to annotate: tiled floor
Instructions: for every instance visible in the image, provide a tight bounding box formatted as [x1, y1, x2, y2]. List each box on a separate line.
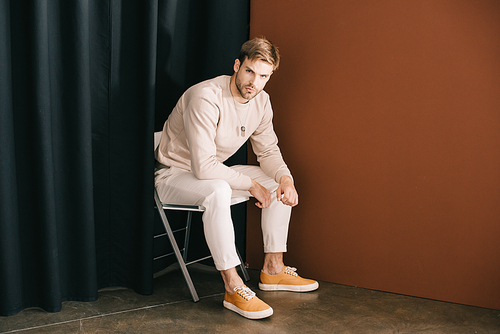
[1, 264, 499, 333]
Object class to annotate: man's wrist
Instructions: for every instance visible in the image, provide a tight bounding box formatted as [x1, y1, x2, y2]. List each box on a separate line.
[279, 175, 293, 184]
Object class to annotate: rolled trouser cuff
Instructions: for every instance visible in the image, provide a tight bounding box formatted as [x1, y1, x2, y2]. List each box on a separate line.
[264, 244, 287, 253]
[214, 256, 242, 271]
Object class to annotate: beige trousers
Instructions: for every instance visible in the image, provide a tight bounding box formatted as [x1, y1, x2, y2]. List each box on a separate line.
[155, 165, 292, 271]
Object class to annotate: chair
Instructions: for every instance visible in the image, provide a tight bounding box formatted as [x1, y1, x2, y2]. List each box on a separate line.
[153, 132, 250, 302]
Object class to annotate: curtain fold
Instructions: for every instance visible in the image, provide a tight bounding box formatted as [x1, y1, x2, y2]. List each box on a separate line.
[0, 0, 158, 316]
[0, 0, 22, 316]
[0, 0, 249, 317]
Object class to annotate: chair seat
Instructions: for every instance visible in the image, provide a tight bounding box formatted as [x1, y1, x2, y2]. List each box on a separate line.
[160, 196, 249, 212]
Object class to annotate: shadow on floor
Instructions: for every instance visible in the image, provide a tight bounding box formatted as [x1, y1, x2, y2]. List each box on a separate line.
[1, 264, 499, 333]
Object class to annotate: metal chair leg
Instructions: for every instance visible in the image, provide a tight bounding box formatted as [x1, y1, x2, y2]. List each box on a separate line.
[236, 248, 250, 281]
[154, 190, 200, 302]
[183, 211, 193, 263]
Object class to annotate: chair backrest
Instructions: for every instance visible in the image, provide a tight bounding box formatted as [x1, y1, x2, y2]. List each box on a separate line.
[154, 131, 162, 150]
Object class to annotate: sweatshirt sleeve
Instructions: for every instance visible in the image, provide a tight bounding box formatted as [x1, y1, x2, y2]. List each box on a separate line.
[183, 96, 253, 190]
[249, 99, 293, 184]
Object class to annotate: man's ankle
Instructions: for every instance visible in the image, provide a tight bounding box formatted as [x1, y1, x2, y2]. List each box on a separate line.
[262, 265, 284, 276]
[262, 253, 284, 275]
[221, 267, 244, 294]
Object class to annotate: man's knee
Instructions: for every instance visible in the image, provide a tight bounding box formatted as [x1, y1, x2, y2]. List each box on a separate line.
[205, 179, 232, 203]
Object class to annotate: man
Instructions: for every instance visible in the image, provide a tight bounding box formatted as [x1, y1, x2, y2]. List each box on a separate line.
[155, 37, 318, 320]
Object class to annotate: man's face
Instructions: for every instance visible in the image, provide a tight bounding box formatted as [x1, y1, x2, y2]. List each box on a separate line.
[233, 58, 274, 101]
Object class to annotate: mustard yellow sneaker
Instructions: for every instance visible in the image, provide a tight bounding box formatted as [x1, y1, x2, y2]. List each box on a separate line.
[223, 286, 273, 319]
[259, 266, 319, 292]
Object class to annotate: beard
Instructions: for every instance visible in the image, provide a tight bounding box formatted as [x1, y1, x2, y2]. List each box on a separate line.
[235, 71, 261, 101]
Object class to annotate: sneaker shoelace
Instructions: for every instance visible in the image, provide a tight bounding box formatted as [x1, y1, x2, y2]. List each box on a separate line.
[284, 266, 299, 277]
[234, 286, 256, 301]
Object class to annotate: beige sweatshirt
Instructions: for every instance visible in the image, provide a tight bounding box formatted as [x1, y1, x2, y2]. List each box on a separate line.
[155, 75, 292, 191]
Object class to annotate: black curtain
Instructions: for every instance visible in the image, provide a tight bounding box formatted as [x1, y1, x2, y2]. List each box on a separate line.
[0, 0, 249, 317]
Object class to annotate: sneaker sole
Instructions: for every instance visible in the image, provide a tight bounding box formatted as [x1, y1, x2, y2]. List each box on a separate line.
[259, 281, 319, 292]
[223, 301, 273, 319]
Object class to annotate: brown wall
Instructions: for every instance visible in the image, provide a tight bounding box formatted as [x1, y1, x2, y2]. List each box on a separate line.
[246, 0, 500, 310]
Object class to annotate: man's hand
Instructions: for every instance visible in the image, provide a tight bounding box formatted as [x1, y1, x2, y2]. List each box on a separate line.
[249, 179, 271, 209]
[276, 175, 298, 207]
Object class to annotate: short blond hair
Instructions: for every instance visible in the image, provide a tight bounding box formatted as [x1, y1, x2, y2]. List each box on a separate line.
[238, 37, 280, 70]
